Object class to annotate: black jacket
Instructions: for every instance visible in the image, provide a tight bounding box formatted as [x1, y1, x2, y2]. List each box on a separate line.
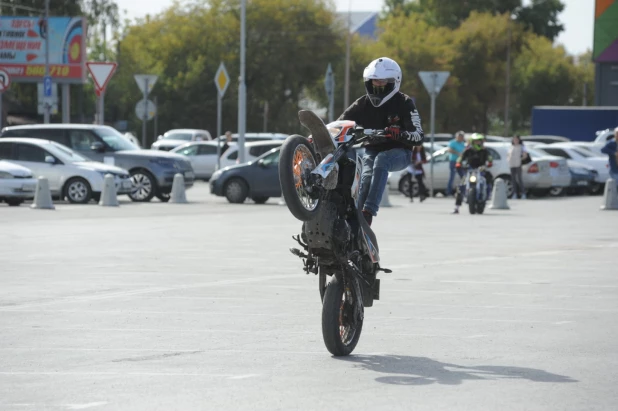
[458, 147, 493, 169]
[337, 92, 424, 152]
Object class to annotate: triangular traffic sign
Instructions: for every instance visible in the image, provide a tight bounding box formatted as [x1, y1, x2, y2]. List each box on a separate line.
[86, 61, 117, 93]
[418, 71, 450, 96]
[134, 74, 158, 94]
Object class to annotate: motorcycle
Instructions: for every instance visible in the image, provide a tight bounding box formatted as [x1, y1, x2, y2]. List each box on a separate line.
[278, 110, 392, 356]
[463, 165, 488, 214]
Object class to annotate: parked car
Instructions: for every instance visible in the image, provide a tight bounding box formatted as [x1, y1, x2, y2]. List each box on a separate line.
[520, 135, 571, 144]
[558, 141, 605, 157]
[389, 143, 570, 198]
[562, 160, 598, 196]
[215, 132, 288, 143]
[151, 129, 213, 151]
[0, 159, 37, 206]
[0, 138, 132, 204]
[593, 128, 616, 144]
[209, 147, 281, 204]
[220, 140, 284, 168]
[0, 124, 195, 202]
[533, 143, 609, 194]
[171, 141, 224, 180]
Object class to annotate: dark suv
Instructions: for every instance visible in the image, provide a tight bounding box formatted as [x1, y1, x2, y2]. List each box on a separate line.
[0, 124, 194, 202]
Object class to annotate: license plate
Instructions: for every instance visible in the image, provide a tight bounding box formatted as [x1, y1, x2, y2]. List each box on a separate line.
[122, 180, 132, 188]
[21, 184, 36, 191]
[577, 181, 588, 186]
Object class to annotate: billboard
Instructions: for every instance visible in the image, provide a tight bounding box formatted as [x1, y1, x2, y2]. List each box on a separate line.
[593, 0, 618, 62]
[0, 16, 87, 83]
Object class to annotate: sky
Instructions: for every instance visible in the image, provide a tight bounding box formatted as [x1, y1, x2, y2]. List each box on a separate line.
[116, 0, 594, 56]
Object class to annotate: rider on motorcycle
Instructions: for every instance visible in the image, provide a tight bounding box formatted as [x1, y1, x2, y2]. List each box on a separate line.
[452, 133, 493, 214]
[338, 57, 424, 226]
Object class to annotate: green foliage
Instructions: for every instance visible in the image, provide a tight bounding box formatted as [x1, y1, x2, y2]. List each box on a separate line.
[1, 0, 593, 140]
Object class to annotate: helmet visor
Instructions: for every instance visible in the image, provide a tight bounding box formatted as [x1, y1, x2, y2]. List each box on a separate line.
[364, 78, 396, 106]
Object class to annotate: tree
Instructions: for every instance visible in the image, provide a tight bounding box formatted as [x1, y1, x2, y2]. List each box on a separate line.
[511, 34, 583, 130]
[111, 0, 342, 143]
[418, 0, 521, 28]
[515, 0, 564, 42]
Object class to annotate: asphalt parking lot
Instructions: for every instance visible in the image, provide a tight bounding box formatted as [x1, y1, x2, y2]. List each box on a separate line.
[1, 182, 617, 410]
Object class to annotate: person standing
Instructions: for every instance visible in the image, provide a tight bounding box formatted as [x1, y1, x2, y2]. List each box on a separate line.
[601, 127, 618, 185]
[446, 131, 466, 196]
[407, 145, 428, 202]
[507, 135, 528, 199]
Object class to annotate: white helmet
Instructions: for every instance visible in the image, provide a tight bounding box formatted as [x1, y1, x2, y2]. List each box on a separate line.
[363, 57, 402, 107]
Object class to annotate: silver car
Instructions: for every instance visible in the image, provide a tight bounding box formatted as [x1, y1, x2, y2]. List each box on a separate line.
[0, 124, 195, 202]
[151, 128, 213, 151]
[0, 138, 132, 204]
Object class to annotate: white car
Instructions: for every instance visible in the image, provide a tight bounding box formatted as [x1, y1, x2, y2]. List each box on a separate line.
[151, 129, 213, 151]
[171, 141, 227, 180]
[0, 138, 132, 204]
[220, 140, 284, 168]
[559, 141, 605, 157]
[389, 143, 570, 198]
[534, 143, 609, 194]
[0, 160, 37, 206]
[593, 128, 616, 144]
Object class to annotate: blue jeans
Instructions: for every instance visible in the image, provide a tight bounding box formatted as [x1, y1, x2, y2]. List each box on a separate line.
[358, 148, 412, 216]
[447, 160, 465, 196]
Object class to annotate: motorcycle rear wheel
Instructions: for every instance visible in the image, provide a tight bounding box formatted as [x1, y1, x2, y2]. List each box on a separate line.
[279, 135, 322, 221]
[322, 275, 364, 356]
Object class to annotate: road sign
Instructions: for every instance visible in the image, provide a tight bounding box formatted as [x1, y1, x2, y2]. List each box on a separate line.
[324, 63, 334, 96]
[214, 63, 230, 97]
[86, 61, 118, 94]
[37, 82, 58, 115]
[324, 63, 335, 122]
[0, 69, 11, 92]
[418, 71, 450, 198]
[419, 71, 450, 96]
[134, 74, 158, 94]
[135, 99, 156, 121]
[43, 75, 52, 97]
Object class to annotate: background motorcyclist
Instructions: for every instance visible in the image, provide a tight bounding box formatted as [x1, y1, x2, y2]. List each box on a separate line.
[452, 133, 493, 214]
[338, 57, 424, 226]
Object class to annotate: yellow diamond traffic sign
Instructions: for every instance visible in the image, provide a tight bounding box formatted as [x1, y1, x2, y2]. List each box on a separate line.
[215, 62, 230, 97]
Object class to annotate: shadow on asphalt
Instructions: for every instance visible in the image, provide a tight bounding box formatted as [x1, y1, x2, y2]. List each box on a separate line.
[336, 355, 578, 385]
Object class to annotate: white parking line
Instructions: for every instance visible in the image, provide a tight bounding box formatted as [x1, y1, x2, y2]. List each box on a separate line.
[0, 371, 260, 378]
[399, 303, 617, 313]
[2, 403, 108, 409]
[0, 274, 298, 311]
[440, 280, 618, 289]
[0, 309, 571, 324]
[388, 242, 618, 269]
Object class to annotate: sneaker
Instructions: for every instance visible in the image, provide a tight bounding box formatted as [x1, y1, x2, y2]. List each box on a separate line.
[452, 208, 459, 214]
[362, 210, 373, 226]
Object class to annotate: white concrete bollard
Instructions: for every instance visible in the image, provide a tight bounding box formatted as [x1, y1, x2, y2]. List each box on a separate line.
[380, 186, 392, 208]
[30, 176, 55, 210]
[489, 178, 510, 210]
[99, 174, 119, 207]
[600, 178, 618, 210]
[170, 173, 188, 203]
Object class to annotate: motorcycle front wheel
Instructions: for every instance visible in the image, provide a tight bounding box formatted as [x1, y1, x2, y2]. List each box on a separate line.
[321, 275, 364, 356]
[278, 134, 322, 221]
[468, 186, 477, 214]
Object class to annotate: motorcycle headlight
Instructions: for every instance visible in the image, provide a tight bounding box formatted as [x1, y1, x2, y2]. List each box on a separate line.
[469, 175, 477, 183]
[0, 171, 14, 179]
